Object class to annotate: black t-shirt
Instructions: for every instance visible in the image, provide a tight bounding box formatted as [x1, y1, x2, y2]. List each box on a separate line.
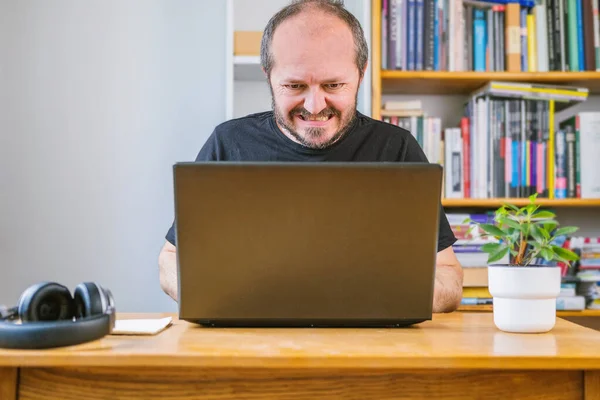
[165, 111, 457, 251]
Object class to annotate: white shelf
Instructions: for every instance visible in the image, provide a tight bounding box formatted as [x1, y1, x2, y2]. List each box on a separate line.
[234, 56, 265, 81]
[234, 55, 260, 64]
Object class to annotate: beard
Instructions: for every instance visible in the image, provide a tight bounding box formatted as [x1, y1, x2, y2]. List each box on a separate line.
[270, 87, 358, 150]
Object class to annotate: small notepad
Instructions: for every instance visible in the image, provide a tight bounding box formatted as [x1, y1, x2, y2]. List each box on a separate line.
[111, 317, 173, 335]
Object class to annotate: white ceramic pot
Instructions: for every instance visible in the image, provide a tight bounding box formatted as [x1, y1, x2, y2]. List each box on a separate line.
[488, 265, 562, 333]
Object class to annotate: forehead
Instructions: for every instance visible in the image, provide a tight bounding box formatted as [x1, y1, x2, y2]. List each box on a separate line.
[270, 11, 356, 80]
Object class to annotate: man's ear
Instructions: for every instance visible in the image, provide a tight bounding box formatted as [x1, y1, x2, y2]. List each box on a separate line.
[359, 62, 368, 84]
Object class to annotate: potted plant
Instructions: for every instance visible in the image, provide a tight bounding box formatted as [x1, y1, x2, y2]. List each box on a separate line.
[465, 194, 580, 333]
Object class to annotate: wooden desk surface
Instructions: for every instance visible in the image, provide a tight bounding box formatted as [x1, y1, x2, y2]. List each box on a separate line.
[2, 312, 600, 370]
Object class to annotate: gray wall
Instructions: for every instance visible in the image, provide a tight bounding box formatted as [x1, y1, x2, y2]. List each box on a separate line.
[0, 0, 226, 312]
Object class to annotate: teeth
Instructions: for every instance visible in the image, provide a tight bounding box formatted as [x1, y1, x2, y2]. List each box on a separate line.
[306, 116, 329, 121]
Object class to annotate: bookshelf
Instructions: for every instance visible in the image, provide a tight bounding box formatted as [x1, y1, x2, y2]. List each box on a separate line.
[370, 0, 600, 208]
[371, 0, 600, 317]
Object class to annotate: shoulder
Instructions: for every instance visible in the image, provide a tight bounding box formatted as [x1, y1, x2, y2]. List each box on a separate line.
[354, 112, 415, 141]
[213, 111, 273, 139]
[195, 111, 274, 161]
[353, 112, 422, 152]
[349, 112, 428, 162]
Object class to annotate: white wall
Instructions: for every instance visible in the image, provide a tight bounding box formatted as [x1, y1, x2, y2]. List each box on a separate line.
[0, 0, 227, 312]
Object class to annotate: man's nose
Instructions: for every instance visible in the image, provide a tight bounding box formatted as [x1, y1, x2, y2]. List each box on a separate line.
[303, 88, 327, 115]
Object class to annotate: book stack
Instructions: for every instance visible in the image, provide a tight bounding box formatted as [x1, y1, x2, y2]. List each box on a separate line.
[446, 81, 598, 199]
[381, 100, 444, 164]
[556, 281, 586, 310]
[556, 112, 600, 199]
[563, 238, 600, 309]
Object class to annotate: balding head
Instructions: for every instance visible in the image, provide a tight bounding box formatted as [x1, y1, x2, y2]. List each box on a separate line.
[260, 0, 368, 79]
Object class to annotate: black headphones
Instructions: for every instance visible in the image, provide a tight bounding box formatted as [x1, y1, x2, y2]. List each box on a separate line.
[0, 281, 116, 349]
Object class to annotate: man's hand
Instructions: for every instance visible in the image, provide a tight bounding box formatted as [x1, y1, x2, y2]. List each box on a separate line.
[432, 246, 464, 313]
[158, 241, 178, 302]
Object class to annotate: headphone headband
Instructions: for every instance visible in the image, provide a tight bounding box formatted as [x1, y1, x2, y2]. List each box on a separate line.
[0, 307, 115, 349]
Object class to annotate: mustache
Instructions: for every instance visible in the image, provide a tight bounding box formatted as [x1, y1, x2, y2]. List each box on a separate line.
[289, 106, 341, 119]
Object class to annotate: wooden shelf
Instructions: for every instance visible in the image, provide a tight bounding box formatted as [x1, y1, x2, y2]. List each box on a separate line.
[442, 198, 600, 208]
[380, 71, 600, 95]
[458, 305, 600, 317]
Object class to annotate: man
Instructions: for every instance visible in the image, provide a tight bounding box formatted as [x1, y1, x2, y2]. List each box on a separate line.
[158, 0, 463, 312]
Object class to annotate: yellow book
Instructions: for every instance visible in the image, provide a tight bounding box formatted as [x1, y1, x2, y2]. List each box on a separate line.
[488, 83, 588, 99]
[463, 287, 492, 298]
[527, 14, 537, 72]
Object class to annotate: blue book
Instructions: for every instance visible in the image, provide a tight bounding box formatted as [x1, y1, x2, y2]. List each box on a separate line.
[576, 0, 585, 70]
[471, 0, 535, 6]
[511, 140, 519, 193]
[473, 9, 487, 71]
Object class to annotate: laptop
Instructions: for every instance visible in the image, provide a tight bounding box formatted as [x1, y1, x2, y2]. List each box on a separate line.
[173, 162, 443, 328]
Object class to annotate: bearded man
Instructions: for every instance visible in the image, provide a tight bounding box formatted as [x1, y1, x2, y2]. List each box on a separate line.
[158, 0, 463, 313]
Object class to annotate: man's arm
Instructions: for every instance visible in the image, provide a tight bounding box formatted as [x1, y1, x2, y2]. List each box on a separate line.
[158, 241, 178, 302]
[158, 240, 463, 310]
[432, 246, 463, 313]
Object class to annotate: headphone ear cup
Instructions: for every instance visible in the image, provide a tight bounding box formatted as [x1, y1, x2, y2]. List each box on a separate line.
[74, 282, 107, 318]
[17, 282, 75, 322]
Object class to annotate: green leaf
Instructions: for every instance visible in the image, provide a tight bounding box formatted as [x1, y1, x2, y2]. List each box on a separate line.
[495, 207, 508, 217]
[487, 246, 509, 264]
[540, 247, 554, 261]
[519, 222, 533, 234]
[529, 225, 546, 243]
[532, 210, 556, 219]
[526, 204, 538, 215]
[552, 246, 580, 261]
[553, 254, 574, 267]
[481, 242, 503, 253]
[502, 203, 520, 212]
[502, 218, 521, 230]
[478, 223, 505, 237]
[555, 226, 579, 236]
[529, 193, 539, 203]
[537, 220, 559, 231]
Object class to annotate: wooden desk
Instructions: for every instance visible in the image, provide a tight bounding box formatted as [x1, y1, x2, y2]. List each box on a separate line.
[2, 312, 600, 399]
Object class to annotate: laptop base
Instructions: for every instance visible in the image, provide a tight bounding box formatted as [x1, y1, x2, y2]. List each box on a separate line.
[189, 318, 428, 328]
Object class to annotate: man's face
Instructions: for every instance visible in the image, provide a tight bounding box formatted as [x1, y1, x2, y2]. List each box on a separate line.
[268, 11, 363, 149]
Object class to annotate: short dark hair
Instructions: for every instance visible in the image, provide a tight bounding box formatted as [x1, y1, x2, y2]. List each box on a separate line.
[260, 0, 369, 78]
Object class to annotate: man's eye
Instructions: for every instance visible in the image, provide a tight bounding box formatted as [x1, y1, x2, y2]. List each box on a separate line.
[286, 84, 303, 89]
[325, 83, 343, 89]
